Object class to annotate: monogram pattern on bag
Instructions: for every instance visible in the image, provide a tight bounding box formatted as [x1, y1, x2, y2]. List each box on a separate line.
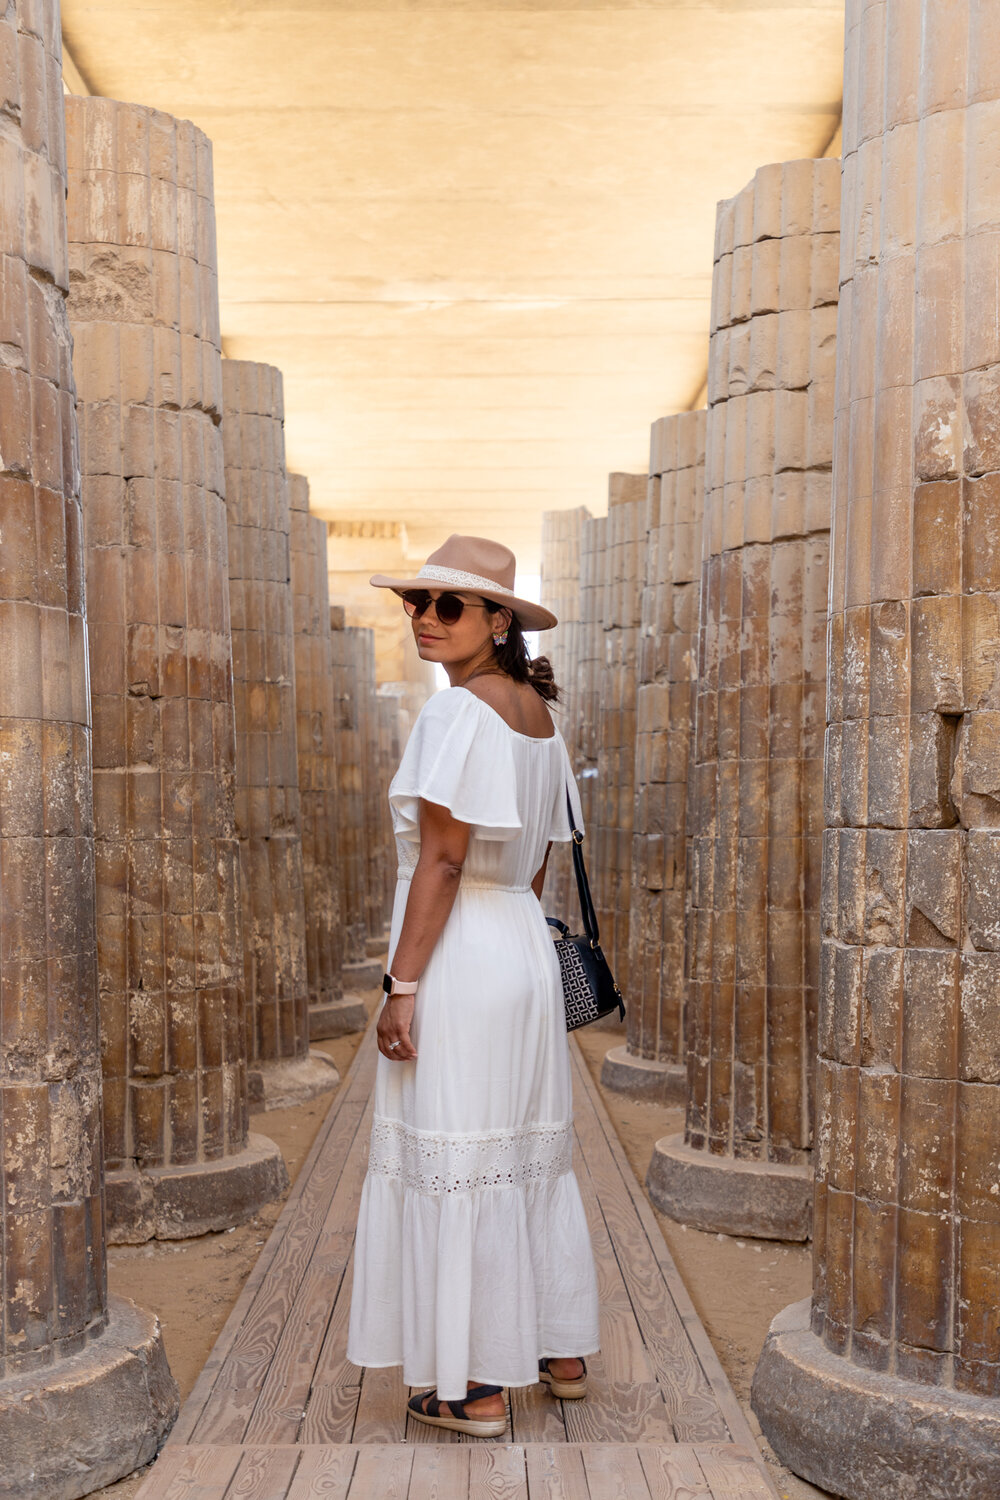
[554, 938, 601, 1030]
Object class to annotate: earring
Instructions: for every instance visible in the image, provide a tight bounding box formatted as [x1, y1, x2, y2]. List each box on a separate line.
[493, 628, 508, 646]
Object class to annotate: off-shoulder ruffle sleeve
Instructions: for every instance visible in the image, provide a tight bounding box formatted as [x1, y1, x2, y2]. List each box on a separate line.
[547, 732, 585, 842]
[388, 688, 522, 842]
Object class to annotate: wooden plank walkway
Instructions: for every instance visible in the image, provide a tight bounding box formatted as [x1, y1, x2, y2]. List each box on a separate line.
[137, 1017, 778, 1500]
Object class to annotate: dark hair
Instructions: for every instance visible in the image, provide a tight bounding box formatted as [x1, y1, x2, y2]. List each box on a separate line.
[483, 603, 560, 703]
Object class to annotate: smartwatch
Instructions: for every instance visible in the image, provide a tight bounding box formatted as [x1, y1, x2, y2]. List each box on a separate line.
[382, 972, 419, 997]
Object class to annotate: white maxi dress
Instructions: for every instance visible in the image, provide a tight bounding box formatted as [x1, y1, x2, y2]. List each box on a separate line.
[347, 686, 600, 1401]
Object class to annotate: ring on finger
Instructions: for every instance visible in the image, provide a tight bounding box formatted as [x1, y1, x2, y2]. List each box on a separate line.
[388, 1041, 401, 1051]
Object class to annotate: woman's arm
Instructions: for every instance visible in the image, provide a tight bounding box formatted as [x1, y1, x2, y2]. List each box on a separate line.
[531, 841, 552, 901]
[376, 797, 471, 1062]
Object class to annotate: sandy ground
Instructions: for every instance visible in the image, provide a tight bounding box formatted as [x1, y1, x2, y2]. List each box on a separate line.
[94, 1007, 830, 1500]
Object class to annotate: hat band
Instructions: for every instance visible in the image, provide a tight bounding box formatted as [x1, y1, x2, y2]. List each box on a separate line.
[418, 564, 516, 598]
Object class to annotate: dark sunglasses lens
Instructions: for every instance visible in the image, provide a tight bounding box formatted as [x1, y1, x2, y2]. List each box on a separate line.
[434, 593, 465, 625]
[402, 590, 431, 617]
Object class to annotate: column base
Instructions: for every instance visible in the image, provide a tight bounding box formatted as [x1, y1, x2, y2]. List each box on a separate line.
[0, 1294, 178, 1500]
[105, 1133, 289, 1244]
[600, 1044, 687, 1105]
[752, 1298, 1000, 1500]
[248, 1048, 340, 1112]
[365, 931, 390, 959]
[646, 1130, 812, 1240]
[309, 993, 369, 1041]
[341, 957, 384, 990]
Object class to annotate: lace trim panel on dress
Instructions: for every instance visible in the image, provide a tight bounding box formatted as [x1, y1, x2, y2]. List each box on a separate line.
[368, 1115, 574, 1194]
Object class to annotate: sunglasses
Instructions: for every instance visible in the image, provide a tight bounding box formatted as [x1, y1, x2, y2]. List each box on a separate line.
[401, 589, 492, 626]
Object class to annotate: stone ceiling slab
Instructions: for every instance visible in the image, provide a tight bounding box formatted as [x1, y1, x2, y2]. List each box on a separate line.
[61, 0, 844, 566]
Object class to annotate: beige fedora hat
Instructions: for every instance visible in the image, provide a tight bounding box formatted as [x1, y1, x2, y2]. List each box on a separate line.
[370, 533, 557, 632]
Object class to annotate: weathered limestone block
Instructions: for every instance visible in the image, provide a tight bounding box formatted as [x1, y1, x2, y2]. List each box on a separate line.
[289, 476, 364, 1040]
[329, 611, 382, 989]
[0, 9, 176, 1492]
[539, 505, 589, 916]
[603, 413, 705, 1104]
[753, 5, 1000, 1496]
[648, 158, 839, 1240]
[66, 96, 286, 1243]
[592, 473, 646, 1000]
[222, 363, 337, 1107]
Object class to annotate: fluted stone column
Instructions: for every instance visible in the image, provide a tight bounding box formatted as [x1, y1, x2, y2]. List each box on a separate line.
[66, 97, 286, 1243]
[648, 158, 839, 1240]
[539, 506, 589, 916]
[0, 8, 176, 1491]
[753, 6, 1000, 1494]
[223, 362, 337, 1107]
[288, 475, 365, 1040]
[576, 512, 606, 850]
[593, 474, 646, 998]
[603, 413, 706, 1103]
[329, 611, 382, 988]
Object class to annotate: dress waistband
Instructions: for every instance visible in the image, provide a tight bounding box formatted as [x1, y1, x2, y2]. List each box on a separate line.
[396, 869, 532, 894]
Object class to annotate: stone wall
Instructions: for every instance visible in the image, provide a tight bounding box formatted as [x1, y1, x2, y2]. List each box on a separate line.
[0, 9, 175, 1492]
[539, 505, 589, 916]
[602, 413, 705, 1104]
[753, 4, 1000, 1495]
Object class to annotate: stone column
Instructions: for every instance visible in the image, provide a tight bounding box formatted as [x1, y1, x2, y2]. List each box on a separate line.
[0, 8, 176, 1491]
[603, 413, 706, 1103]
[355, 626, 387, 952]
[592, 475, 646, 997]
[753, 5, 1000, 1494]
[222, 361, 337, 1108]
[329, 610, 383, 989]
[539, 506, 590, 916]
[647, 158, 839, 1240]
[576, 512, 606, 869]
[289, 475, 366, 1040]
[66, 97, 286, 1242]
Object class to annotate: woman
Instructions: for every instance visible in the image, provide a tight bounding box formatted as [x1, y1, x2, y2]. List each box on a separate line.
[346, 533, 600, 1438]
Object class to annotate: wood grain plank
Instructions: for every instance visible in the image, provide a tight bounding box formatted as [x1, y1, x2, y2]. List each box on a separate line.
[467, 1445, 528, 1498]
[694, 1445, 778, 1500]
[407, 1445, 471, 1500]
[243, 1093, 370, 1443]
[178, 1022, 379, 1446]
[351, 1362, 407, 1444]
[284, 1446, 357, 1499]
[227, 1446, 300, 1500]
[568, 1046, 727, 1444]
[344, 1446, 413, 1499]
[508, 1379, 566, 1443]
[560, 1353, 624, 1445]
[636, 1446, 714, 1500]
[579, 1443, 652, 1500]
[299, 1386, 361, 1446]
[137, 1445, 244, 1499]
[523, 1445, 589, 1500]
[306, 1240, 359, 1393]
[569, 1039, 757, 1451]
[134, 1447, 190, 1499]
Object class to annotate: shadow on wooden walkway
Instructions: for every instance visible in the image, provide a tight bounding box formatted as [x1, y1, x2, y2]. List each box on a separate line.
[137, 1019, 778, 1499]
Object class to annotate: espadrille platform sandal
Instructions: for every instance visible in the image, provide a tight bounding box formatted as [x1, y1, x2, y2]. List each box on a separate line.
[407, 1384, 507, 1437]
[538, 1357, 588, 1399]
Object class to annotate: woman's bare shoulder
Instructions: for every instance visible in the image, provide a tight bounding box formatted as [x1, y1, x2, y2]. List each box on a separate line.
[462, 675, 554, 738]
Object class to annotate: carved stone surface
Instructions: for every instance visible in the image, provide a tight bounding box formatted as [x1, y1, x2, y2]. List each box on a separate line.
[754, 3, 1000, 1493]
[289, 474, 353, 1035]
[539, 505, 590, 916]
[603, 413, 705, 1103]
[329, 610, 383, 989]
[0, 7, 175, 1490]
[650, 158, 840, 1238]
[66, 97, 285, 1242]
[222, 361, 337, 1105]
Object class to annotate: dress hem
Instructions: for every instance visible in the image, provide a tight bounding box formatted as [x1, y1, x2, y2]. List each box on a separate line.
[347, 1347, 602, 1400]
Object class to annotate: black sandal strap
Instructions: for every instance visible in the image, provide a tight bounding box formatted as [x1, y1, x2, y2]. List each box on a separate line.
[408, 1384, 502, 1422]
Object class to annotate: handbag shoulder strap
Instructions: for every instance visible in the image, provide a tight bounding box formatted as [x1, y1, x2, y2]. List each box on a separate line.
[565, 786, 601, 947]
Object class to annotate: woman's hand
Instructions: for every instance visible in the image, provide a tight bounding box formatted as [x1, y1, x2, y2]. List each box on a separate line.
[377, 994, 417, 1061]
